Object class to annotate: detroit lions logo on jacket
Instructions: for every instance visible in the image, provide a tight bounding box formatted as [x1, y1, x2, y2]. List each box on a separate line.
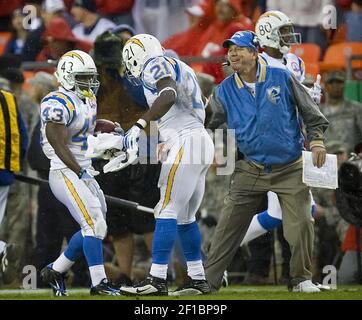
[266, 86, 281, 104]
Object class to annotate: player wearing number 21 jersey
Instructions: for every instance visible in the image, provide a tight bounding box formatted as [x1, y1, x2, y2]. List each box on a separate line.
[117, 34, 214, 296]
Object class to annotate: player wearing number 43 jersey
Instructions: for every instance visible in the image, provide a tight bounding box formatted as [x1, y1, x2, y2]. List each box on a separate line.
[39, 50, 120, 296]
[116, 34, 214, 296]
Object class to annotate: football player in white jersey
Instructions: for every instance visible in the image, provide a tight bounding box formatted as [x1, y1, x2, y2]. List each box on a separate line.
[118, 34, 215, 296]
[39, 50, 120, 296]
[256, 10, 321, 102]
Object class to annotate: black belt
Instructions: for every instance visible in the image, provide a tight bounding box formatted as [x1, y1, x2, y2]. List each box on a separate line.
[237, 150, 244, 161]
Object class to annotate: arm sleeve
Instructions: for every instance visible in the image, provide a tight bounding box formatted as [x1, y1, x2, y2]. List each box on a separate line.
[289, 74, 329, 145]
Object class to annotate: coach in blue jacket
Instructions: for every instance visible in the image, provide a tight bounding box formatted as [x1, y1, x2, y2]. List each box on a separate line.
[204, 31, 329, 292]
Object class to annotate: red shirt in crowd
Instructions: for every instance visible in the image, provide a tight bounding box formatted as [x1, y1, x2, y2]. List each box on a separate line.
[96, 0, 134, 15]
[342, 225, 362, 252]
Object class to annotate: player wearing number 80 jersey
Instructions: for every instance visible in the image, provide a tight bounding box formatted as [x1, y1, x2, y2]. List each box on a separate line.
[39, 50, 120, 296]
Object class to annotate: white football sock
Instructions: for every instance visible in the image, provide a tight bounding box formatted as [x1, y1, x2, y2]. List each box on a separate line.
[150, 263, 168, 280]
[52, 253, 74, 273]
[89, 265, 107, 286]
[187, 260, 205, 280]
[0, 241, 6, 255]
[240, 215, 268, 246]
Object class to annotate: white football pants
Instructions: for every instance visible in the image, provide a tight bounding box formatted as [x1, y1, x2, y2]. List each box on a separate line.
[154, 128, 215, 224]
[49, 168, 107, 239]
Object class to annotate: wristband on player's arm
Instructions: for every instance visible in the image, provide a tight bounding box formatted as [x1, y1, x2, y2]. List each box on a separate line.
[135, 119, 147, 130]
[78, 168, 85, 178]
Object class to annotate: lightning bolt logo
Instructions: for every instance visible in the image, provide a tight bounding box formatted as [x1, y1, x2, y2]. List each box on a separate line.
[62, 52, 85, 64]
[125, 38, 145, 50]
[259, 11, 283, 21]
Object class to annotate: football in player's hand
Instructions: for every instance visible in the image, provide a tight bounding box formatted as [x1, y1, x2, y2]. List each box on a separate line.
[95, 119, 117, 133]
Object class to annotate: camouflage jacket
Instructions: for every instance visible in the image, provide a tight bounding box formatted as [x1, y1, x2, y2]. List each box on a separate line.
[320, 99, 362, 154]
[312, 187, 349, 242]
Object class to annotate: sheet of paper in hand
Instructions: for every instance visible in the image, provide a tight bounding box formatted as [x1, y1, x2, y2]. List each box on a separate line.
[302, 151, 338, 189]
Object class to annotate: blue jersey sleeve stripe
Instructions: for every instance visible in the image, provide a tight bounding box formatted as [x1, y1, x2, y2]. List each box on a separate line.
[54, 93, 76, 126]
[165, 57, 181, 82]
[298, 57, 303, 72]
[174, 60, 181, 82]
[298, 58, 305, 79]
[55, 93, 77, 126]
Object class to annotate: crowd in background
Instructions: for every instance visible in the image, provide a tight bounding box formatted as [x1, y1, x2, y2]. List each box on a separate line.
[0, 0, 361, 289]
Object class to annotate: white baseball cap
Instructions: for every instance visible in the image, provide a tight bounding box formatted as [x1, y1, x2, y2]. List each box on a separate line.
[185, 5, 204, 17]
[43, 0, 65, 14]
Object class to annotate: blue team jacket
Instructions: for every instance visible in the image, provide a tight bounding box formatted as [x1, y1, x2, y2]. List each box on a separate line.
[216, 62, 304, 166]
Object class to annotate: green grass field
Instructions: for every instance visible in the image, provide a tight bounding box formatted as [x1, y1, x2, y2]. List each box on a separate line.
[1, 285, 362, 300]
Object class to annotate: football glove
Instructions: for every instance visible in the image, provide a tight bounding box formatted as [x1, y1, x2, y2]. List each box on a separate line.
[103, 147, 138, 173]
[114, 122, 125, 136]
[86, 133, 124, 160]
[123, 125, 141, 150]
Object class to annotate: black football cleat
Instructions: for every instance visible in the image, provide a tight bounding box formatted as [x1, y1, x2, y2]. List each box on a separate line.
[90, 278, 121, 296]
[41, 265, 68, 296]
[169, 276, 211, 296]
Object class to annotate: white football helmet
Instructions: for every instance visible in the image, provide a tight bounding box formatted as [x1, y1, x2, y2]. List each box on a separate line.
[255, 11, 301, 54]
[55, 50, 100, 99]
[122, 34, 164, 80]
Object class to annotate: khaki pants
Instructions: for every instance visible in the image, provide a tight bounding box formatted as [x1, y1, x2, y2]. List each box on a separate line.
[204, 158, 314, 289]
